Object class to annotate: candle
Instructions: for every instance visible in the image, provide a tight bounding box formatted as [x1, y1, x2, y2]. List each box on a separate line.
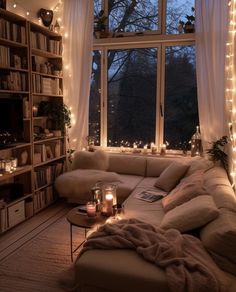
[4, 159, 12, 172]
[104, 193, 113, 216]
[143, 145, 148, 154]
[32, 106, 38, 117]
[151, 142, 157, 154]
[86, 202, 96, 217]
[160, 144, 166, 156]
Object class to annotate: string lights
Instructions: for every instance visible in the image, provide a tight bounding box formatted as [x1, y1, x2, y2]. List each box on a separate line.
[226, 0, 236, 187]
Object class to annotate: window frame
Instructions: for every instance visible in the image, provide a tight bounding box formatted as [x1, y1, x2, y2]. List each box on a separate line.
[92, 0, 196, 151]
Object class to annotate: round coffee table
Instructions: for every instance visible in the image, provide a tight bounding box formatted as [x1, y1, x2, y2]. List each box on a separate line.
[66, 206, 107, 262]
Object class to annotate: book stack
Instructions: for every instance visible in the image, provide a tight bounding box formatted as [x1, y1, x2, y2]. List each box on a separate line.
[0, 19, 26, 43]
[34, 186, 54, 212]
[32, 75, 60, 95]
[0, 71, 27, 91]
[0, 45, 10, 67]
[34, 143, 46, 162]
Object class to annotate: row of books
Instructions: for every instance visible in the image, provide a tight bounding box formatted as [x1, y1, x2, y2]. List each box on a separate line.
[34, 161, 64, 189]
[0, 19, 26, 44]
[34, 186, 54, 212]
[34, 141, 63, 163]
[32, 74, 61, 95]
[0, 71, 27, 91]
[0, 45, 27, 69]
[30, 32, 62, 55]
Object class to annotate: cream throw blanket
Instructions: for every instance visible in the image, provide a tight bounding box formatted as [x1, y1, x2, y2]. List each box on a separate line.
[80, 218, 229, 292]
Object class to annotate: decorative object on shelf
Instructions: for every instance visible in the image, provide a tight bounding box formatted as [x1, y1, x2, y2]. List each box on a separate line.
[0, 0, 6, 9]
[51, 59, 62, 76]
[23, 97, 30, 118]
[37, 8, 53, 27]
[38, 101, 71, 132]
[206, 136, 228, 172]
[178, 7, 195, 34]
[190, 126, 203, 157]
[10, 157, 17, 170]
[86, 201, 96, 217]
[19, 150, 28, 166]
[94, 9, 108, 38]
[32, 105, 38, 117]
[54, 20, 60, 33]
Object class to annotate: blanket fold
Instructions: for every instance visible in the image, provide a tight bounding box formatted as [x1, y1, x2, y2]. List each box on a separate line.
[80, 218, 229, 292]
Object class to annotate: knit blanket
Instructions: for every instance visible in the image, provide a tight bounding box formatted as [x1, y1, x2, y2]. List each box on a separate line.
[80, 218, 229, 292]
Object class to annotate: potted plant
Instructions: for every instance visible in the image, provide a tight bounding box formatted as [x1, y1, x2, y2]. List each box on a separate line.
[38, 101, 71, 134]
[179, 7, 195, 34]
[94, 10, 108, 38]
[206, 136, 228, 172]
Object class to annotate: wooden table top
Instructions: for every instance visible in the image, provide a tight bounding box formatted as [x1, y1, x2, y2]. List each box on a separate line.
[66, 206, 107, 228]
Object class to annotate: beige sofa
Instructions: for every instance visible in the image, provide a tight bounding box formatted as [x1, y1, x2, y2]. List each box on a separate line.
[55, 151, 236, 291]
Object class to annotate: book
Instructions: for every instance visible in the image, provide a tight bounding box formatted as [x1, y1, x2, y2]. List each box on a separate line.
[134, 191, 164, 202]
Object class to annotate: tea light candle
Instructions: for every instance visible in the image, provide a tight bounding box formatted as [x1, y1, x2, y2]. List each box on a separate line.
[32, 106, 38, 117]
[143, 145, 148, 154]
[4, 160, 12, 172]
[86, 202, 96, 217]
[160, 144, 166, 156]
[151, 142, 157, 154]
[104, 193, 113, 216]
[10, 157, 17, 170]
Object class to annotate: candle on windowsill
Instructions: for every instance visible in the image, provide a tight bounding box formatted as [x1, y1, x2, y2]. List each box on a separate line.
[151, 142, 157, 154]
[143, 145, 148, 154]
[160, 144, 166, 156]
[86, 202, 96, 217]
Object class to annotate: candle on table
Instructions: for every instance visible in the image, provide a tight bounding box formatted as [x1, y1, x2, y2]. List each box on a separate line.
[105, 193, 113, 216]
[86, 202, 96, 217]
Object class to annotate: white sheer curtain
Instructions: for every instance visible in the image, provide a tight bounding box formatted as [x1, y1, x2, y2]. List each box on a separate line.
[63, 0, 94, 150]
[195, 0, 228, 150]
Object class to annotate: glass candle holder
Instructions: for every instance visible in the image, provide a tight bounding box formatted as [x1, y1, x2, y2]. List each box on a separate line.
[10, 157, 18, 170]
[86, 201, 96, 217]
[4, 159, 12, 172]
[102, 184, 117, 216]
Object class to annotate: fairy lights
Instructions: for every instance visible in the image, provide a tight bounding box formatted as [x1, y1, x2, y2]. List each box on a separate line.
[226, 0, 236, 187]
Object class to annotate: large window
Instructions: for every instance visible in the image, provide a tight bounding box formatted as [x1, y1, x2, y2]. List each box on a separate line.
[90, 0, 197, 150]
[107, 48, 157, 146]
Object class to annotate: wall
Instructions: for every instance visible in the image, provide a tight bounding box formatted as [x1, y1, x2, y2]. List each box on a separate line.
[6, 0, 62, 26]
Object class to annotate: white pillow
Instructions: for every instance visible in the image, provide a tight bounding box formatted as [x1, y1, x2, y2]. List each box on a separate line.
[160, 195, 219, 233]
[72, 150, 109, 171]
[154, 161, 189, 192]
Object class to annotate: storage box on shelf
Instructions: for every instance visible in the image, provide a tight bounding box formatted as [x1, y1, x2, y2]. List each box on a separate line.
[0, 9, 65, 234]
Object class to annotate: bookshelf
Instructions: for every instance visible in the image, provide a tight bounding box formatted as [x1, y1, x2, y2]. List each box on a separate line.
[0, 9, 65, 233]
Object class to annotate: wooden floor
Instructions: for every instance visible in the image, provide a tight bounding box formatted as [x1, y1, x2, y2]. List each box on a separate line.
[0, 200, 72, 261]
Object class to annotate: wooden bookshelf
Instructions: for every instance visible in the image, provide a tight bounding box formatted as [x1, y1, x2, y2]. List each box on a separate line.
[0, 9, 65, 233]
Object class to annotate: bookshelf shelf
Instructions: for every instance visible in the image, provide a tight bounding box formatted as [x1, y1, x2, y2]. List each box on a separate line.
[0, 10, 65, 233]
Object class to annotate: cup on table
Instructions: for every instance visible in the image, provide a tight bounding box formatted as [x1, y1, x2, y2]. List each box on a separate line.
[86, 201, 96, 217]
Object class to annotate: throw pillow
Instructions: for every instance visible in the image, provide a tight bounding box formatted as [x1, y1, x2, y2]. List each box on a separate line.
[154, 161, 189, 192]
[72, 150, 109, 171]
[200, 208, 236, 276]
[160, 195, 219, 233]
[162, 170, 206, 212]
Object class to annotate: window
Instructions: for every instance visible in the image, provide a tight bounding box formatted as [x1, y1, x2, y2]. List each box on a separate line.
[107, 48, 157, 146]
[90, 0, 197, 150]
[164, 45, 198, 149]
[89, 51, 101, 145]
[108, 0, 159, 34]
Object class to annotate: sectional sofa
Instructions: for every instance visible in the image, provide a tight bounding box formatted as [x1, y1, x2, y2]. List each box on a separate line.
[55, 150, 236, 292]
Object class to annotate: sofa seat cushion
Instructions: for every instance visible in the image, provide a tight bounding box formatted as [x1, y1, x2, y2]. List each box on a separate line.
[123, 187, 166, 227]
[75, 249, 169, 292]
[162, 170, 207, 212]
[200, 208, 236, 276]
[154, 161, 189, 192]
[114, 174, 144, 204]
[160, 195, 219, 232]
[55, 169, 122, 203]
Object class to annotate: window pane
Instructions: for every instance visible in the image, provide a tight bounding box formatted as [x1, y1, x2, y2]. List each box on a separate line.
[166, 0, 195, 34]
[89, 50, 101, 145]
[108, 0, 159, 33]
[94, 0, 102, 16]
[108, 48, 157, 147]
[164, 45, 198, 150]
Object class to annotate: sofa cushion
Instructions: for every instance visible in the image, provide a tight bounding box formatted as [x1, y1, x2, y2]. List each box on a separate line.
[108, 154, 146, 176]
[200, 208, 236, 276]
[160, 195, 219, 232]
[154, 161, 189, 192]
[146, 157, 175, 177]
[162, 170, 206, 212]
[55, 169, 121, 202]
[72, 150, 109, 171]
[185, 157, 213, 177]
